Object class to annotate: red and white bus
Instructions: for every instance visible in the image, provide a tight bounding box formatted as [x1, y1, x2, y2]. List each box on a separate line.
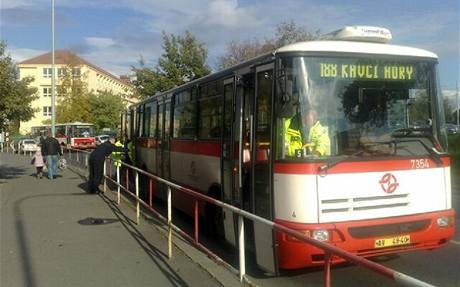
[31, 122, 96, 149]
[122, 26, 455, 272]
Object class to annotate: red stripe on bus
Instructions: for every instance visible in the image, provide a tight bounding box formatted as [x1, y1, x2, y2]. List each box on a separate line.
[170, 140, 220, 157]
[274, 157, 450, 174]
[136, 138, 159, 148]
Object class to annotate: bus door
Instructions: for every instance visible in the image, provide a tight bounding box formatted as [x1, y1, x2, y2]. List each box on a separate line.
[221, 77, 237, 246]
[156, 98, 171, 180]
[251, 63, 277, 274]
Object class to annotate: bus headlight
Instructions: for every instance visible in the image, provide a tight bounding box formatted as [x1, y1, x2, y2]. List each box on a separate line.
[312, 230, 329, 241]
[436, 216, 454, 228]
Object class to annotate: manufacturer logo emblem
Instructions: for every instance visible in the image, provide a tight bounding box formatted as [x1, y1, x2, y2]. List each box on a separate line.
[379, 173, 399, 193]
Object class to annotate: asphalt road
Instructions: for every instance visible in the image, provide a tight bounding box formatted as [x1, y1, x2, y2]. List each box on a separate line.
[0, 152, 227, 287]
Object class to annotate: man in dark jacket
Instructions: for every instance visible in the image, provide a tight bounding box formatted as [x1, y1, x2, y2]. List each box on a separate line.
[41, 135, 62, 179]
[88, 136, 124, 194]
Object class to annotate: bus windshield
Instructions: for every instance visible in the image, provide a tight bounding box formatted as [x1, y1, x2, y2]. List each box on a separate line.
[73, 126, 93, 137]
[276, 56, 447, 160]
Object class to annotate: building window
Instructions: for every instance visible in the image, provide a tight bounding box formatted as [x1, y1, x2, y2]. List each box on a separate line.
[43, 87, 51, 97]
[43, 68, 52, 78]
[43, 106, 52, 116]
[58, 68, 66, 78]
[72, 67, 81, 78]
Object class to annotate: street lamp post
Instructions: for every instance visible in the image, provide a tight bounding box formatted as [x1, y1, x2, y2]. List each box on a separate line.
[51, 0, 56, 137]
[456, 82, 459, 126]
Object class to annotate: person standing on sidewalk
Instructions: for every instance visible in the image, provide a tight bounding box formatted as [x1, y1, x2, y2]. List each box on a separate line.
[88, 135, 125, 194]
[31, 146, 45, 178]
[41, 134, 62, 180]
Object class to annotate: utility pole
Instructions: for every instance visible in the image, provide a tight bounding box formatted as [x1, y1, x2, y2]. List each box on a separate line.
[51, 0, 56, 137]
[456, 81, 459, 126]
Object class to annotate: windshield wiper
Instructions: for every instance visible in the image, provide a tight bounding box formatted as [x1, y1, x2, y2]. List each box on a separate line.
[391, 127, 430, 137]
[318, 150, 364, 174]
[391, 128, 444, 166]
[391, 138, 443, 166]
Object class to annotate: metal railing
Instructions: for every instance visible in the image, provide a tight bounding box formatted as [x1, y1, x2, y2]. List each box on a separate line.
[59, 147, 434, 287]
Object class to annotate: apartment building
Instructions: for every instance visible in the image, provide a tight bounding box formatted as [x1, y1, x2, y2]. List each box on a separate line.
[18, 50, 135, 134]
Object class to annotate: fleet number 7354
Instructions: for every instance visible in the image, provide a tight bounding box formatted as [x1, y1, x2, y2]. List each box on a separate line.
[411, 159, 429, 169]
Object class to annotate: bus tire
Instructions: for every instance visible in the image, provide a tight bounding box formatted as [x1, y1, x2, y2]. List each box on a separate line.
[205, 187, 224, 240]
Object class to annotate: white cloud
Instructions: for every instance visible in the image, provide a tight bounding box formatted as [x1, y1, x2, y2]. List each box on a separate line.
[85, 37, 116, 49]
[3, 0, 458, 85]
[0, 0, 43, 9]
[7, 47, 45, 63]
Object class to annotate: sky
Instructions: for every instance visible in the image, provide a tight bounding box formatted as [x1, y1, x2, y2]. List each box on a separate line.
[1, 0, 459, 92]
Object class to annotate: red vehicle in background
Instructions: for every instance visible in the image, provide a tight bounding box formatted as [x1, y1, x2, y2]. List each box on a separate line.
[31, 122, 96, 149]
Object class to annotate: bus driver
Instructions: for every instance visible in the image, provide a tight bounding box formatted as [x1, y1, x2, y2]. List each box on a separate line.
[284, 108, 330, 158]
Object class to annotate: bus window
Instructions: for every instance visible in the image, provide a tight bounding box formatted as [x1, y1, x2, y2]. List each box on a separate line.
[144, 101, 157, 138]
[137, 105, 144, 138]
[223, 84, 233, 140]
[198, 81, 223, 139]
[173, 89, 196, 139]
[164, 101, 171, 142]
[148, 101, 157, 138]
[56, 126, 66, 138]
[143, 105, 150, 137]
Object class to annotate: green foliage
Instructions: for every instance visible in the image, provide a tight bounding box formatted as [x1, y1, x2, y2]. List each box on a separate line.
[56, 60, 92, 123]
[132, 31, 211, 99]
[0, 41, 38, 131]
[443, 97, 456, 123]
[89, 90, 125, 131]
[218, 20, 320, 69]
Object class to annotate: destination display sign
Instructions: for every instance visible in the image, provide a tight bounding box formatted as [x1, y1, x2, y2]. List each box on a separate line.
[319, 63, 415, 80]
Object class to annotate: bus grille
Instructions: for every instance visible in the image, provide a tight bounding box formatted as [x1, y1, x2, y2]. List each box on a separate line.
[320, 194, 409, 214]
[348, 219, 430, 238]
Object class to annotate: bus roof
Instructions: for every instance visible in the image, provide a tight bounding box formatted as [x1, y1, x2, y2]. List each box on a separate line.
[275, 40, 438, 59]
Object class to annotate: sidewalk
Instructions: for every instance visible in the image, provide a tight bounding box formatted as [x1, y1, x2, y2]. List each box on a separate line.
[0, 152, 231, 287]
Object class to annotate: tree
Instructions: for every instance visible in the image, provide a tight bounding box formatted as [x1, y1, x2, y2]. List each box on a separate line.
[55, 57, 92, 123]
[132, 31, 211, 99]
[443, 97, 457, 123]
[89, 90, 125, 131]
[0, 41, 38, 132]
[218, 21, 320, 69]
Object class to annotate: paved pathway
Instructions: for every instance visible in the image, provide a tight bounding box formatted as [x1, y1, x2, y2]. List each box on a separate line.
[0, 152, 224, 287]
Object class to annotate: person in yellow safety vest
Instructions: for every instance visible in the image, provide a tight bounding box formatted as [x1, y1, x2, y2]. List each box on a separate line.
[284, 109, 330, 157]
[111, 138, 124, 167]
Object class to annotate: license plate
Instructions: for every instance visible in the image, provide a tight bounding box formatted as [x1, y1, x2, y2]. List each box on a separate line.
[374, 235, 411, 248]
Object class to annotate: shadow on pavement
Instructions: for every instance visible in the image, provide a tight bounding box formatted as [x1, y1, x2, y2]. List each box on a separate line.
[0, 165, 27, 181]
[12, 192, 100, 287]
[99, 194, 191, 287]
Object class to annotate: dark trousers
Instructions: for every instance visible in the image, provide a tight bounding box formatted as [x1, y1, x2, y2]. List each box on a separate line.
[88, 158, 104, 193]
[36, 166, 43, 177]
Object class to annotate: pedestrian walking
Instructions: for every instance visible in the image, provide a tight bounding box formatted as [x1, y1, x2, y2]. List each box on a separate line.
[31, 147, 45, 179]
[88, 135, 124, 194]
[41, 134, 62, 180]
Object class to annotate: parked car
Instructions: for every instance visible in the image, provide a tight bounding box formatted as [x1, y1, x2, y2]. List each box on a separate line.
[445, 123, 458, 135]
[95, 135, 109, 145]
[10, 138, 25, 153]
[19, 139, 38, 153]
